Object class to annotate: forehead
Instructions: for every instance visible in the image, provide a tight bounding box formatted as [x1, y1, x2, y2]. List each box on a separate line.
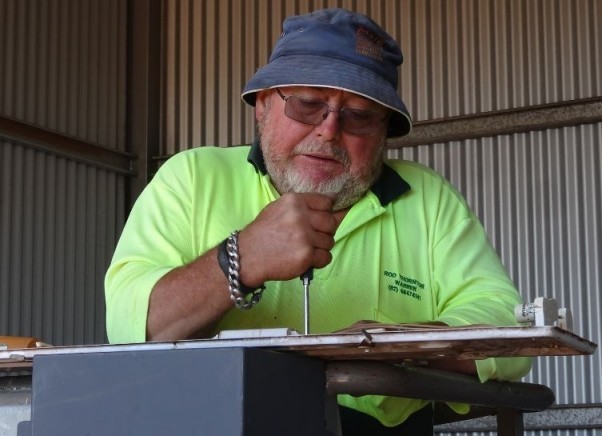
[278, 86, 385, 110]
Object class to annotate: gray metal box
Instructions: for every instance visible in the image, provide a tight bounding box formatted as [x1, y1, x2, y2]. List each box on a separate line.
[20, 347, 333, 436]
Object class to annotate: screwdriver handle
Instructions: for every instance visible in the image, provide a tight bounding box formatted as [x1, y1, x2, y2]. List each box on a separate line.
[301, 268, 313, 284]
[301, 268, 313, 335]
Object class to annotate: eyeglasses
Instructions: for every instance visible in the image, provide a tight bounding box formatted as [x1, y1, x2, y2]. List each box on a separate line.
[276, 89, 388, 136]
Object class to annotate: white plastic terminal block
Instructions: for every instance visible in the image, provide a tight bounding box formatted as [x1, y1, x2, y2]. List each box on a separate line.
[515, 297, 573, 331]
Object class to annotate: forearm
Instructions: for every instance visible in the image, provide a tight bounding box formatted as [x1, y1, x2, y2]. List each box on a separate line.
[146, 246, 234, 341]
[109, 192, 338, 343]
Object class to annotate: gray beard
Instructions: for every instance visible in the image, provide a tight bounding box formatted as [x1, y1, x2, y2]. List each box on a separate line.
[259, 123, 385, 211]
[263, 141, 380, 211]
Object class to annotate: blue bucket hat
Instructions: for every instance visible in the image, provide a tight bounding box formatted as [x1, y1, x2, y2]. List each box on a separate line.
[242, 8, 412, 138]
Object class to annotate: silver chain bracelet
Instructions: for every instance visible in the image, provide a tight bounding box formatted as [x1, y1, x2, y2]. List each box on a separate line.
[225, 231, 264, 309]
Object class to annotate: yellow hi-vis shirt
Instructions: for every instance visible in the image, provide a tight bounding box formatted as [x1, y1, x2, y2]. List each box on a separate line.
[105, 142, 532, 427]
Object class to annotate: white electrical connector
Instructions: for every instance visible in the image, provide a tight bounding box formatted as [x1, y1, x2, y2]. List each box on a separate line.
[514, 297, 573, 331]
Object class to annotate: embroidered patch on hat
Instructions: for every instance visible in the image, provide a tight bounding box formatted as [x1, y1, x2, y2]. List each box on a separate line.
[356, 27, 384, 61]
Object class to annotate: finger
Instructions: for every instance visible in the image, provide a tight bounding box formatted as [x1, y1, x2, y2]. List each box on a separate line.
[311, 248, 333, 269]
[300, 192, 335, 211]
[309, 231, 336, 251]
[308, 210, 338, 234]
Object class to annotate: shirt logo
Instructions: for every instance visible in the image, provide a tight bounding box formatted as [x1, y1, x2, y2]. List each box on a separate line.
[383, 270, 425, 301]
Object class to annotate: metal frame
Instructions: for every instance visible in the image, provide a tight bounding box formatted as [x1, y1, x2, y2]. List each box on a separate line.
[1, 326, 595, 368]
[126, 0, 162, 203]
[390, 97, 602, 148]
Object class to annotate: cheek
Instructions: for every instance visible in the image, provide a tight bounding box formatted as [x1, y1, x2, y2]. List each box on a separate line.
[263, 117, 314, 157]
[347, 141, 381, 171]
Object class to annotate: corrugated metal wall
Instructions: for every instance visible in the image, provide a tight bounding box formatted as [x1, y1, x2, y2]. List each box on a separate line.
[159, 0, 601, 434]
[0, 0, 128, 345]
[160, 0, 600, 152]
[0, 138, 125, 345]
[0, 0, 127, 149]
[393, 124, 602, 435]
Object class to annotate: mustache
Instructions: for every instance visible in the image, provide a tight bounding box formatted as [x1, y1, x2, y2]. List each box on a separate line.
[292, 142, 351, 167]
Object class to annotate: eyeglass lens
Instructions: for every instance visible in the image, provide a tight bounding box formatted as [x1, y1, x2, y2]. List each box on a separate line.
[278, 90, 386, 136]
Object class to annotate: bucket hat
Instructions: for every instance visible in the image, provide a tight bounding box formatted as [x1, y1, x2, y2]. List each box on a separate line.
[242, 8, 412, 138]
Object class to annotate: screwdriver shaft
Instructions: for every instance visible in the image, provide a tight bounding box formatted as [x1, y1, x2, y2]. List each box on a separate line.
[303, 280, 310, 334]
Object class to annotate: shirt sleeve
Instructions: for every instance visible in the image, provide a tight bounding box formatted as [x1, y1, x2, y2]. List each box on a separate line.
[104, 153, 196, 344]
[432, 208, 532, 383]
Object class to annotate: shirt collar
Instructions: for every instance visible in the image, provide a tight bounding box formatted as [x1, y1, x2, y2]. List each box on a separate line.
[247, 138, 268, 174]
[247, 139, 411, 207]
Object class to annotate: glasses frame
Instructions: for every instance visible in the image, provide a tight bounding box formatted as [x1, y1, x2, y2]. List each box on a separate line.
[275, 88, 389, 136]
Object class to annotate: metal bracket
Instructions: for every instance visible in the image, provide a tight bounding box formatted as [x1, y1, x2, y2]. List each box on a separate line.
[514, 297, 573, 330]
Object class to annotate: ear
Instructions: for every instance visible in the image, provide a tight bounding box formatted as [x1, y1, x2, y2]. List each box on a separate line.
[254, 90, 269, 122]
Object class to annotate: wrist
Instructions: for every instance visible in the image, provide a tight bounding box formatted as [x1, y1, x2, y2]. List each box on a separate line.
[217, 236, 263, 294]
[217, 231, 265, 310]
[234, 230, 266, 289]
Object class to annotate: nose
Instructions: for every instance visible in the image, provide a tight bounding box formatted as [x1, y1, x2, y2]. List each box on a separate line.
[314, 110, 342, 140]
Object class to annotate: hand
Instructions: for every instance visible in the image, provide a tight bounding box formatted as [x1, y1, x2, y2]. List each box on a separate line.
[237, 192, 339, 287]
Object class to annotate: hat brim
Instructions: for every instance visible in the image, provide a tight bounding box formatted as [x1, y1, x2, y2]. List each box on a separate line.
[242, 54, 412, 138]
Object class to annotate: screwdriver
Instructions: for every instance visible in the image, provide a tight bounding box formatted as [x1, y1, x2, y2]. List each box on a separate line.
[300, 268, 313, 334]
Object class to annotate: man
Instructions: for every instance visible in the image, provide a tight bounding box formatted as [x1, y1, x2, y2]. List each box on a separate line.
[105, 8, 531, 434]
